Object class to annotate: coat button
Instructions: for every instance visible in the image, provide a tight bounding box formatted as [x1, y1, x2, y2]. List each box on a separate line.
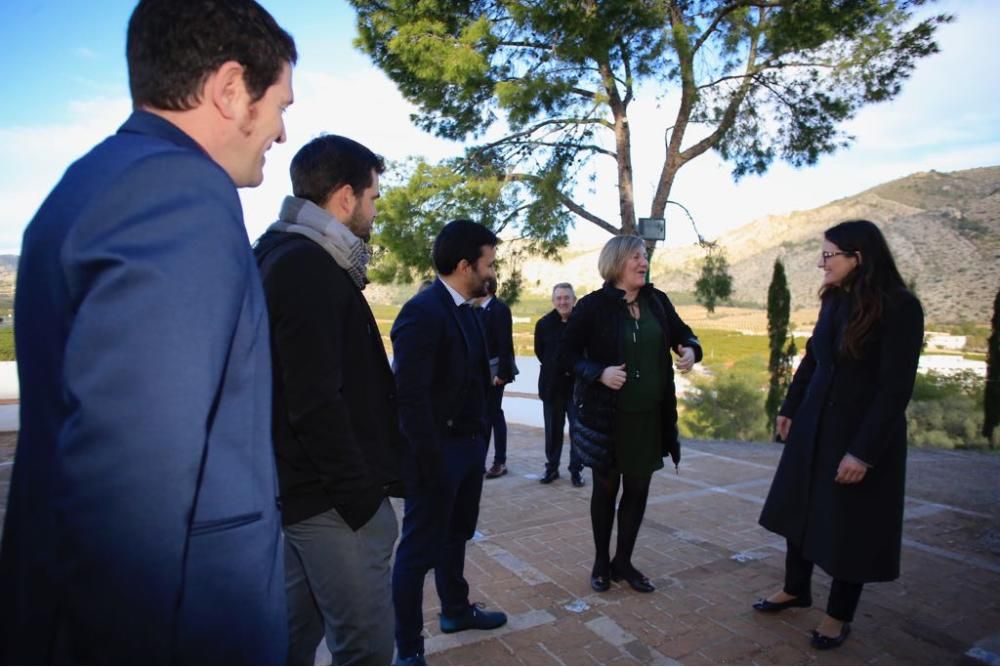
[446, 419, 454, 427]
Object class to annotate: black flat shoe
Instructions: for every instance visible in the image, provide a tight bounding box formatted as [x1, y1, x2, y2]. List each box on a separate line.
[590, 573, 610, 592]
[610, 562, 655, 593]
[752, 594, 812, 613]
[811, 623, 851, 650]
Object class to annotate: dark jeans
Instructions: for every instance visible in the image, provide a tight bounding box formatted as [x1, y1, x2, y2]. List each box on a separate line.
[487, 384, 507, 465]
[392, 435, 488, 658]
[543, 393, 581, 474]
[784, 540, 864, 622]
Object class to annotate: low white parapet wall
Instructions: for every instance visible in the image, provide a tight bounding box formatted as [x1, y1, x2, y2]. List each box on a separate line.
[0, 361, 17, 400]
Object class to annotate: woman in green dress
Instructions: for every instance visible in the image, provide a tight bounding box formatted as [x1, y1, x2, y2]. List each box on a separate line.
[561, 236, 702, 593]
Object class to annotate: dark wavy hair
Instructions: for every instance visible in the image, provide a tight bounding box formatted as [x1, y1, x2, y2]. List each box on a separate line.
[291, 135, 385, 207]
[820, 220, 908, 358]
[432, 219, 498, 276]
[127, 0, 297, 110]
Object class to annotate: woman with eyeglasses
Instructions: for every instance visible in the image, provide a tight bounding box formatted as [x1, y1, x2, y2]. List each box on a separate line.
[560, 235, 701, 594]
[754, 220, 924, 650]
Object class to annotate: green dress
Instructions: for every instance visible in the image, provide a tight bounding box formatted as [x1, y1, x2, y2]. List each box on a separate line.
[614, 297, 666, 476]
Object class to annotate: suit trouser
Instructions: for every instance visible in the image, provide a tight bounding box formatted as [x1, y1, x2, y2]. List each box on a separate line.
[543, 394, 582, 474]
[784, 539, 864, 622]
[392, 435, 488, 657]
[486, 385, 507, 465]
[283, 499, 398, 665]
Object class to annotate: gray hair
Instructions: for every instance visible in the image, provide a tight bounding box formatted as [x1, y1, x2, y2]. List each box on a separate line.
[551, 282, 575, 297]
[598, 235, 646, 284]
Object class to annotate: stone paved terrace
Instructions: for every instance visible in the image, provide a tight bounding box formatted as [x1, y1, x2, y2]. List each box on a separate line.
[2, 427, 999, 665]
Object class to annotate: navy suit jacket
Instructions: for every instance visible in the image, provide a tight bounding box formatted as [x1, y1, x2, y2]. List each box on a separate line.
[390, 279, 491, 484]
[481, 296, 516, 383]
[0, 112, 285, 663]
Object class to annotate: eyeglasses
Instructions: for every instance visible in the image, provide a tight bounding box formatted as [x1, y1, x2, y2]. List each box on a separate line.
[821, 251, 854, 264]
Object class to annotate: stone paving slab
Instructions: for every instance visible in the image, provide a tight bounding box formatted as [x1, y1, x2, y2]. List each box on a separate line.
[2, 424, 998, 665]
[416, 424, 1000, 665]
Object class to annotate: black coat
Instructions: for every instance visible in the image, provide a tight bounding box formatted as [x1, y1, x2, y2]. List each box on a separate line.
[481, 296, 516, 382]
[534, 309, 573, 401]
[255, 232, 405, 530]
[759, 287, 924, 582]
[559, 283, 702, 471]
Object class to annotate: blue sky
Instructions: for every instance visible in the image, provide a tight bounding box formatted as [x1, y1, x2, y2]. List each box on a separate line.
[1, 0, 998, 255]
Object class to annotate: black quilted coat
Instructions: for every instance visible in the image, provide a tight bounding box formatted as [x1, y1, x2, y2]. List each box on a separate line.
[558, 283, 702, 472]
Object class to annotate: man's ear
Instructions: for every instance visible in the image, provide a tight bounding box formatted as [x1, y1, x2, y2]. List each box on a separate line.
[325, 184, 355, 218]
[206, 61, 248, 120]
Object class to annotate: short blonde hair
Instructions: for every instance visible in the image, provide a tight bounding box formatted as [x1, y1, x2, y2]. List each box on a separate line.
[598, 235, 646, 284]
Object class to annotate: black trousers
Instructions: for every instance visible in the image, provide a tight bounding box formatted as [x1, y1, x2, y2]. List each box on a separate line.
[393, 435, 488, 657]
[486, 384, 507, 465]
[543, 393, 581, 474]
[784, 540, 864, 622]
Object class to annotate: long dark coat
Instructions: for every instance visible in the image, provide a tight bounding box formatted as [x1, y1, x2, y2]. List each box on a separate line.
[759, 287, 924, 583]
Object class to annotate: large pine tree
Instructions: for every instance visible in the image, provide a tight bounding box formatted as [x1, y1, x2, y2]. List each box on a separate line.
[350, 0, 951, 282]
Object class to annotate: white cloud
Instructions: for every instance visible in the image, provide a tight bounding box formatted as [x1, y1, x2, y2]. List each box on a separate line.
[0, 97, 131, 253]
[239, 66, 464, 242]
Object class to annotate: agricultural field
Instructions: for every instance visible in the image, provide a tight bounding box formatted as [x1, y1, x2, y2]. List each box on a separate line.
[0, 327, 13, 362]
[369, 299, 807, 375]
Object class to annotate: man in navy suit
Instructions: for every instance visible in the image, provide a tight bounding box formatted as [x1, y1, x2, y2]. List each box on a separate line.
[0, 1, 296, 663]
[391, 220, 509, 665]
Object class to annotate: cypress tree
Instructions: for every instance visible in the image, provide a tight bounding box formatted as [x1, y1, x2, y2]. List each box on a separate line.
[983, 289, 1000, 446]
[765, 259, 792, 436]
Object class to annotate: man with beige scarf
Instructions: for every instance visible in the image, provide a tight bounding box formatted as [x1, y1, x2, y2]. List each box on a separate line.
[254, 135, 405, 665]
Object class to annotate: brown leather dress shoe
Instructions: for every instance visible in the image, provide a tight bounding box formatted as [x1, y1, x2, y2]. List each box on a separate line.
[484, 463, 507, 479]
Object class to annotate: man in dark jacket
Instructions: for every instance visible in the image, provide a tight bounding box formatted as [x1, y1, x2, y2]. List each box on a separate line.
[481, 277, 516, 478]
[255, 135, 404, 665]
[534, 282, 584, 486]
[391, 220, 508, 665]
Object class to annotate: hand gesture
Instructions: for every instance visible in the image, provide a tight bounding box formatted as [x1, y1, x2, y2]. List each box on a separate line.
[674, 345, 695, 373]
[600, 364, 627, 390]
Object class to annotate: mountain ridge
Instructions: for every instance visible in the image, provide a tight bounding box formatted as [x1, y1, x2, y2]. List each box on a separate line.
[520, 166, 1000, 323]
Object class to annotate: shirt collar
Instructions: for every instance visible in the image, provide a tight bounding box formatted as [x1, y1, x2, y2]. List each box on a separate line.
[438, 276, 473, 307]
